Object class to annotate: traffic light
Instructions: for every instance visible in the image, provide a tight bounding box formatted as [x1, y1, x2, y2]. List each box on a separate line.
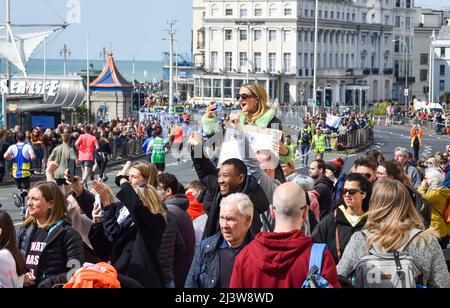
[325, 88, 332, 108]
[132, 92, 139, 111]
[139, 92, 145, 108]
[316, 89, 323, 107]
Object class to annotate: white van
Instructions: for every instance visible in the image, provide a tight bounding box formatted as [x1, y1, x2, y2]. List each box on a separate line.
[414, 100, 444, 114]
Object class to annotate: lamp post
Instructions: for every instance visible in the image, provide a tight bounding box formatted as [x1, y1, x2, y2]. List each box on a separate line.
[313, 0, 319, 116]
[393, 39, 409, 108]
[166, 20, 177, 115]
[60, 43, 71, 76]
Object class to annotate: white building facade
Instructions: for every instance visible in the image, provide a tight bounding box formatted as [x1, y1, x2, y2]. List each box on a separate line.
[432, 25, 450, 102]
[192, 0, 395, 108]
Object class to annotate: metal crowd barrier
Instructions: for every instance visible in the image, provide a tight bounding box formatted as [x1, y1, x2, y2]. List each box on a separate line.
[109, 136, 145, 161]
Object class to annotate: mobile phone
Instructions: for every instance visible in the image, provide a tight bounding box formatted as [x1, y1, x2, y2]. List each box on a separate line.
[215, 101, 223, 113]
[68, 159, 76, 183]
[95, 194, 101, 207]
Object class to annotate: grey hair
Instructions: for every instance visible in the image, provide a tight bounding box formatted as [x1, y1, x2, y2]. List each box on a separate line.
[425, 168, 444, 188]
[291, 174, 315, 192]
[395, 147, 409, 157]
[220, 193, 254, 220]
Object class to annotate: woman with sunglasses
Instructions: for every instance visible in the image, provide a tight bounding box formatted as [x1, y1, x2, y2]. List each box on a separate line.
[312, 173, 372, 264]
[377, 160, 432, 228]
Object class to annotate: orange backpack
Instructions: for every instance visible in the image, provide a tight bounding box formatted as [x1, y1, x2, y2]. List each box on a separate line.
[63, 262, 121, 289]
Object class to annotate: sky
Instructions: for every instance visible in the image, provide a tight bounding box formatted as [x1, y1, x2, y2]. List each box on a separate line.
[0, 0, 448, 61]
[0, 0, 193, 61]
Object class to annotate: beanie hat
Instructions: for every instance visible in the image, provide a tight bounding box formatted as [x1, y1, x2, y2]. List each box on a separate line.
[326, 158, 345, 178]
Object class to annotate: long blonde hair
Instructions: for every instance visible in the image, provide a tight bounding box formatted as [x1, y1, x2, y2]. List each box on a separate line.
[365, 180, 434, 252]
[132, 162, 159, 188]
[241, 84, 271, 124]
[134, 185, 167, 220]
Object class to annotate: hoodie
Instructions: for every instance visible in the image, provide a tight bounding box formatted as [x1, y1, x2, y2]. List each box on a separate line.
[229, 230, 340, 288]
[314, 176, 335, 220]
[165, 195, 195, 288]
[186, 192, 206, 221]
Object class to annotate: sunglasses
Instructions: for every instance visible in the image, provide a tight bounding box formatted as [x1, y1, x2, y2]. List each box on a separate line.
[236, 93, 254, 101]
[343, 188, 363, 196]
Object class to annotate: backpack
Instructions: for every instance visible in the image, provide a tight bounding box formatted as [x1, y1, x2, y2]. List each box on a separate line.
[301, 244, 332, 288]
[350, 230, 425, 288]
[301, 131, 310, 144]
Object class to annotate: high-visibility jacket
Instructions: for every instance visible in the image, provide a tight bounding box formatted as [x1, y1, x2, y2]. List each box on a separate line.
[410, 128, 423, 149]
[313, 135, 327, 153]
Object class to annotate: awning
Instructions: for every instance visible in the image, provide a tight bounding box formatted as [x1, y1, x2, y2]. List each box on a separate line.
[17, 104, 64, 112]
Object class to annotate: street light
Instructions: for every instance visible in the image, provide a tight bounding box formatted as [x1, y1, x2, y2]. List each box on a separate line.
[313, 0, 319, 116]
[59, 43, 71, 76]
[393, 39, 409, 108]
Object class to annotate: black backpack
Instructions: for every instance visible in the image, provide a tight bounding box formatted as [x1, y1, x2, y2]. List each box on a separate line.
[301, 132, 310, 144]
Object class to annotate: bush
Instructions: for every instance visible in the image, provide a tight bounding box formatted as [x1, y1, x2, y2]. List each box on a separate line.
[366, 101, 389, 116]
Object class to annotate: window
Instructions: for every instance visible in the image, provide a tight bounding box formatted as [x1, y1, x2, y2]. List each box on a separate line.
[225, 52, 233, 72]
[406, 0, 411, 8]
[254, 30, 262, 41]
[254, 53, 261, 72]
[269, 5, 277, 17]
[311, 10, 315, 18]
[361, 54, 366, 67]
[319, 10, 322, 18]
[211, 29, 219, 41]
[211, 5, 218, 17]
[420, 69, 428, 81]
[211, 52, 218, 71]
[351, 35, 355, 45]
[384, 55, 389, 69]
[352, 13, 355, 21]
[441, 47, 446, 57]
[255, 7, 262, 17]
[346, 54, 349, 67]
[337, 12, 340, 19]
[384, 35, 390, 46]
[395, 0, 401, 8]
[224, 79, 232, 98]
[284, 7, 292, 16]
[395, 16, 400, 28]
[346, 13, 350, 21]
[362, 13, 367, 23]
[298, 53, 302, 67]
[225, 8, 233, 16]
[225, 30, 233, 41]
[361, 34, 367, 45]
[440, 80, 445, 91]
[240, 7, 248, 17]
[284, 83, 290, 103]
[440, 65, 446, 76]
[394, 39, 400, 53]
[269, 30, 277, 41]
[423, 86, 429, 95]
[283, 30, 291, 42]
[418, 54, 428, 66]
[346, 34, 350, 44]
[298, 31, 302, 42]
[284, 53, 291, 73]
[305, 9, 309, 17]
[203, 79, 211, 97]
[325, 11, 328, 19]
[213, 79, 222, 98]
[405, 17, 411, 29]
[269, 53, 277, 73]
[234, 80, 244, 99]
[331, 12, 334, 19]
[240, 52, 247, 68]
[385, 15, 390, 25]
[240, 30, 247, 41]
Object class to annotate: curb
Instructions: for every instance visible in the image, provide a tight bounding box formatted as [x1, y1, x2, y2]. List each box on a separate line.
[0, 154, 147, 187]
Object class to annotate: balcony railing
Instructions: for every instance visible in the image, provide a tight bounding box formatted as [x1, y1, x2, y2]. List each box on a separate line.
[371, 68, 379, 75]
[363, 68, 371, 75]
[383, 68, 393, 75]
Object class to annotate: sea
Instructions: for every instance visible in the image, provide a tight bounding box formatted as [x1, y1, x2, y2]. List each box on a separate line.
[1, 58, 164, 82]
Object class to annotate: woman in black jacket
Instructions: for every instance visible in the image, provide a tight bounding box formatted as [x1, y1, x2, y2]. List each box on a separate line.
[17, 181, 85, 288]
[89, 161, 167, 288]
[312, 173, 372, 264]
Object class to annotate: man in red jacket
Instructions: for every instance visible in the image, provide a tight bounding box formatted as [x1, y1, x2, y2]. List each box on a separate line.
[229, 182, 341, 288]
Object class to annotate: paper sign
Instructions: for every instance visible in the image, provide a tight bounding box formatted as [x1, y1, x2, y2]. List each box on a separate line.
[326, 114, 341, 129]
[218, 124, 283, 166]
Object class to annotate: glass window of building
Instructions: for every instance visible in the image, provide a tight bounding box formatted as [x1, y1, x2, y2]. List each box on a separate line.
[225, 30, 233, 41]
[440, 65, 446, 76]
[240, 52, 248, 68]
[284, 7, 292, 16]
[203, 79, 211, 97]
[255, 7, 262, 17]
[234, 79, 244, 98]
[213, 79, 222, 98]
[420, 54, 428, 65]
[385, 15, 390, 25]
[337, 12, 340, 19]
[225, 8, 233, 16]
[441, 47, 446, 57]
[405, 17, 411, 29]
[211, 29, 219, 41]
[305, 9, 309, 17]
[211, 5, 218, 17]
[395, 16, 400, 28]
[284, 53, 291, 73]
[362, 13, 367, 23]
[269, 5, 277, 17]
[211, 52, 218, 70]
[269, 30, 277, 41]
[269, 53, 277, 73]
[284, 83, 290, 103]
[420, 70, 428, 81]
[325, 11, 329, 19]
[240, 7, 248, 17]
[254, 53, 262, 72]
[224, 79, 232, 98]
[440, 80, 445, 91]
[225, 52, 233, 71]
[254, 30, 262, 41]
[240, 30, 248, 41]
[283, 30, 291, 42]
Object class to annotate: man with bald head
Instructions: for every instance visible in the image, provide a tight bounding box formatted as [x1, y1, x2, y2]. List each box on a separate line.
[230, 183, 341, 288]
